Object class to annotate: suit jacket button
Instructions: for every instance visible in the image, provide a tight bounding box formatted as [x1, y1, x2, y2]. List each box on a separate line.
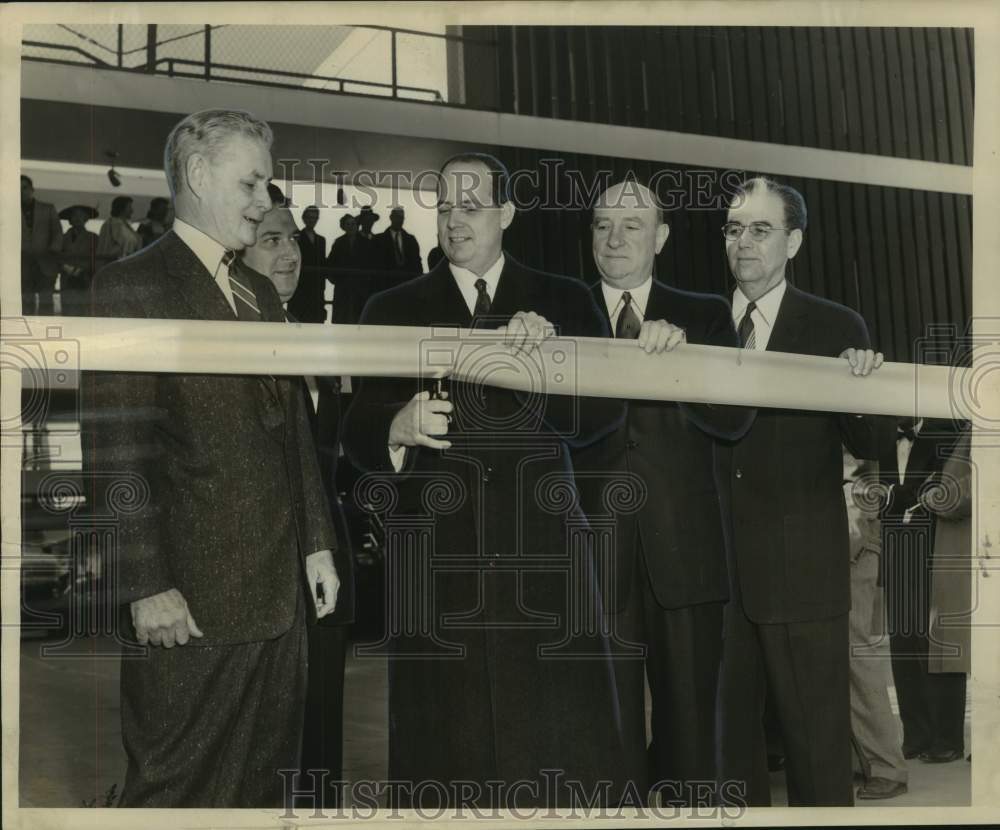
[483, 466, 493, 484]
[735, 467, 743, 479]
[626, 439, 638, 450]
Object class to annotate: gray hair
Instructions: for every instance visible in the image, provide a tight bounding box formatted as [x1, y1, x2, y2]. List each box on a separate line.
[164, 109, 273, 198]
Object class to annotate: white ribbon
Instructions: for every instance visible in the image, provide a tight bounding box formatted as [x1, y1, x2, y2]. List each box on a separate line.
[1, 315, 975, 419]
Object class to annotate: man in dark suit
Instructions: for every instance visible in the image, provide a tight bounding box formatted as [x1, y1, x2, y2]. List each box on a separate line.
[86, 108, 340, 808]
[287, 204, 328, 323]
[21, 173, 63, 315]
[341, 152, 630, 807]
[239, 183, 356, 801]
[879, 417, 966, 764]
[571, 180, 753, 805]
[715, 177, 883, 806]
[375, 206, 422, 276]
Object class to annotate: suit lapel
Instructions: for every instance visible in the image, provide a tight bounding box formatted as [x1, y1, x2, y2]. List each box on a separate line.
[161, 231, 239, 321]
[590, 282, 612, 332]
[490, 257, 543, 324]
[430, 263, 474, 327]
[765, 283, 809, 353]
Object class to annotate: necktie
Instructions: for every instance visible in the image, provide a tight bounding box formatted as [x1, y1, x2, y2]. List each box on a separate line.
[224, 251, 261, 321]
[394, 231, 404, 266]
[898, 426, 917, 443]
[222, 252, 283, 428]
[738, 300, 757, 348]
[473, 278, 492, 319]
[615, 291, 641, 339]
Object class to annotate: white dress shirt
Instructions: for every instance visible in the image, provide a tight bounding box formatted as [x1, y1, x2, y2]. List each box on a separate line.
[449, 254, 505, 315]
[388, 254, 506, 471]
[731, 279, 787, 350]
[172, 217, 238, 314]
[601, 276, 652, 336]
[896, 418, 925, 524]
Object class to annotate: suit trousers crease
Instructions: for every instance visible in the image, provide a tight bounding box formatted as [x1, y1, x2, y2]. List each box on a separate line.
[613, 532, 724, 804]
[119, 589, 308, 808]
[718, 589, 853, 807]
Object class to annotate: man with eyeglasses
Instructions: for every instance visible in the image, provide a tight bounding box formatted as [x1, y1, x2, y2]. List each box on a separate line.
[342, 152, 629, 808]
[715, 176, 884, 807]
[571, 179, 753, 805]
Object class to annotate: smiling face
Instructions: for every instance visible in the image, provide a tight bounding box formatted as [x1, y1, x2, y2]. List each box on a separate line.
[437, 160, 514, 276]
[240, 205, 301, 303]
[186, 134, 272, 251]
[592, 182, 669, 290]
[726, 184, 802, 300]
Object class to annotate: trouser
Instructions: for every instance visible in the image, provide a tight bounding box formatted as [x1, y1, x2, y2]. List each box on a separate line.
[717, 600, 853, 807]
[299, 622, 348, 808]
[884, 534, 967, 755]
[613, 539, 724, 806]
[849, 549, 907, 783]
[118, 593, 308, 808]
[21, 253, 56, 316]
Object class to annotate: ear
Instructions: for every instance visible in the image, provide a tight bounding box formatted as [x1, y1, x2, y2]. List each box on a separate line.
[499, 200, 515, 231]
[186, 152, 209, 200]
[786, 228, 803, 260]
[654, 222, 670, 254]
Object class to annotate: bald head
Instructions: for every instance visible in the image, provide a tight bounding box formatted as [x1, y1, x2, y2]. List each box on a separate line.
[591, 181, 669, 290]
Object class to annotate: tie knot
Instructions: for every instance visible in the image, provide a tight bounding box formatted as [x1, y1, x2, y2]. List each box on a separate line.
[221, 250, 236, 268]
[621, 291, 632, 306]
[475, 278, 488, 292]
[745, 300, 757, 314]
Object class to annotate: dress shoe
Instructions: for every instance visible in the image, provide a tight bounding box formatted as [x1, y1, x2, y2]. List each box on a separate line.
[902, 745, 927, 760]
[857, 778, 908, 800]
[919, 748, 963, 764]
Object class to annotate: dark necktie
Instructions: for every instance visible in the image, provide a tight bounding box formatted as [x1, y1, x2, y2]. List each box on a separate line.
[898, 426, 917, 443]
[223, 251, 261, 321]
[615, 291, 641, 339]
[473, 278, 492, 318]
[738, 300, 757, 348]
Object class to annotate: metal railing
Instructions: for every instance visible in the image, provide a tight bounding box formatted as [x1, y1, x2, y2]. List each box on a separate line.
[22, 23, 496, 106]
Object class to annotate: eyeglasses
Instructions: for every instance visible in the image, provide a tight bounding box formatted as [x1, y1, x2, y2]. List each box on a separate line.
[722, 221, 790, 242]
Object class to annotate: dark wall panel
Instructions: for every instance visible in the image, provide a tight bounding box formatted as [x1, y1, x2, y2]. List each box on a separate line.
[485, 26, 973, 166]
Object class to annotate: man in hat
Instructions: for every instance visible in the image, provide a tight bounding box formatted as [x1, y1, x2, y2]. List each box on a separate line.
[355, 205, 381, 271]
[59, 204, 99, 316]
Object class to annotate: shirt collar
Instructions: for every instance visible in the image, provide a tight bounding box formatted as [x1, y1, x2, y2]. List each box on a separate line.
[601, 275, 653, 318]
[173, 217, 231, 277]
[450, 253, 505, 295]
[733, 278, 787, 328]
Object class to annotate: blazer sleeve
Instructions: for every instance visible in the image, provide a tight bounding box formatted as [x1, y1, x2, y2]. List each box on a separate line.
[837, 310, 882, 460]
[521, 283, 625, 448]
[84, 269, 174, 603]
[340, 294, 421, 475]
[289, 376, 338, 556]
[678, 297, 756, 441]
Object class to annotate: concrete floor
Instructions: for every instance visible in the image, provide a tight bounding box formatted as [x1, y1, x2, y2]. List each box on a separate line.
[18, 634, 969, 809]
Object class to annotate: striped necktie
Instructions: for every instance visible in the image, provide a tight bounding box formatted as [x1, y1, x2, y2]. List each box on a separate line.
[738, 301, 757, 349]
[223, 251, 261, 321]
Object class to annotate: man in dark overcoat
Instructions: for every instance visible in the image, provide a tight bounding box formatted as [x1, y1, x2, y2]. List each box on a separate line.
[342, 152, 630, 808]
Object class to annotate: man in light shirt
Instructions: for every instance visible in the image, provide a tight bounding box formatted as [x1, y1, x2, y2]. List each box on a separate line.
[86, 108, 339, 808]
[571, 179, 752, 805]
[715, 176, 884, 806]
[342, 152, 628, 808]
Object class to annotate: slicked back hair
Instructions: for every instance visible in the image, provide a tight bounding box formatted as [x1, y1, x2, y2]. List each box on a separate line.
[439, 152, 511, 207]
[164, 108, 273, 199]
[731, 176, 808, 232]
